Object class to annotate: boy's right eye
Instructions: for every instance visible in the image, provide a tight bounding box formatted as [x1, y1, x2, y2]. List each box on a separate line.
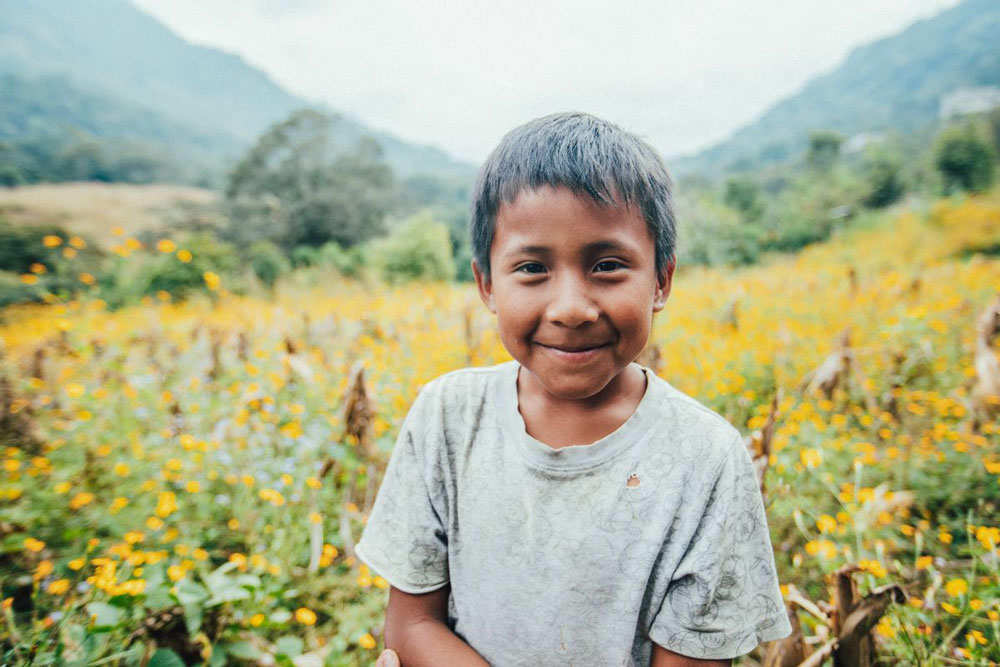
[516, 262, 546, 274]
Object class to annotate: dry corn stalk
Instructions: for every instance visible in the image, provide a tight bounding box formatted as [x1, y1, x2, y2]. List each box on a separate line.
[801, 329, 854, 399]
[763, 567, 906, 667]
[800, 329, 877, 412]
[746, 391, 780, 496]
[971, 294, 1000, 430]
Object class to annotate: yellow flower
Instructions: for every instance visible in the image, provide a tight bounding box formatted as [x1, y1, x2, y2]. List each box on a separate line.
[69, 236, 86, 249]
[69, 492, 95, 510]
[29, 263, 46, 274]
[799, 448, 822, 469]
[816, 514, 837, 534]
[155, 491, 178, 517]
[945, 578, 967, 597]
[294, 607, 317, 625]
[203, 271, 221, 290]
[42, 235, 63, 247]
[250, 613, 265, 627]
[113, 463, 130, 476]
[35, 560, 54, 580]
[177, 249, 192, 262]
[24, 537, 46, 552]
[309, 512, 323, 525]
[156, 239, 176, 253]
[359, 633, 377, 650]
[68, 558, 86, 571]
[47, 579, 70, 595]
[124, 531, 145, 545]
[19, 274, 38, 285]
[167, 565, 186, 582]
[146, 516, 165, 531]
[915, 555, 933, 570]
[62, 247, 77, 259]
[110, 497, 129, 513]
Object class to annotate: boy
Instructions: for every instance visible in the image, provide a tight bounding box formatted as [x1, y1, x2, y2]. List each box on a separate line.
[356, 112, 791, 666]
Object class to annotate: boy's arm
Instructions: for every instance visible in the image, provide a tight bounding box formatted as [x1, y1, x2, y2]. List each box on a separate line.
[382, 585, 490, 667]
[651, 643, 732, 667]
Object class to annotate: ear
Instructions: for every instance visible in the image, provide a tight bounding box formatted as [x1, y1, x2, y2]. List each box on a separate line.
[652, 259, 675, 312]
[472, 259, 496, 313]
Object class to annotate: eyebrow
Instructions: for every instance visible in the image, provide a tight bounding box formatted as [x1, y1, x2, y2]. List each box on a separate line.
[504, 240, 633, 258]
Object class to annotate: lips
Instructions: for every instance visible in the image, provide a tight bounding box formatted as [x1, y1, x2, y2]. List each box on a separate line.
[535, 342, 609, 353]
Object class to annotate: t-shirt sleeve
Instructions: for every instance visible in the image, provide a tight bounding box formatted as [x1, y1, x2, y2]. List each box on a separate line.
[355, 385, 449, 594]
[649, 433, 792, 659]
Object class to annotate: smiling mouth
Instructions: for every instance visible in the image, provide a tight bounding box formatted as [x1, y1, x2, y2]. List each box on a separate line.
[535, 342, 610, 357]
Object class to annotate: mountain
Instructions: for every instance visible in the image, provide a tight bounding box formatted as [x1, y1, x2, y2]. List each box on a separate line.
[0, 0, 473, 182]
[674, 0, 1000, 178]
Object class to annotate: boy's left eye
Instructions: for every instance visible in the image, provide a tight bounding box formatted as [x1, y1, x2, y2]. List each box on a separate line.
[594, 260, 624, 273]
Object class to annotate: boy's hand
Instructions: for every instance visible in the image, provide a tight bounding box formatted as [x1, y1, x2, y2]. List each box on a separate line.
[376, 648, 400, 667]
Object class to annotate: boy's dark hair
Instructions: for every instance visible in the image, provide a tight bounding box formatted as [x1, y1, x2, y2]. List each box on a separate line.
[470, 112, 676, 279]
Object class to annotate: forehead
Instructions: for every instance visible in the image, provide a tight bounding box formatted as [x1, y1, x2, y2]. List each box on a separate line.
[492, 186, 654, 254]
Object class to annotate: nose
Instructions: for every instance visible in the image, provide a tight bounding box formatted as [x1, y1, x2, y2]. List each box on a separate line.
[545, 273, 599, 328]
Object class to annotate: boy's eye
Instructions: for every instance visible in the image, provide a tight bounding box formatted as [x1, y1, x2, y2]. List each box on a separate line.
[516, 262, 546, 274]
[594, 260, 624, 273]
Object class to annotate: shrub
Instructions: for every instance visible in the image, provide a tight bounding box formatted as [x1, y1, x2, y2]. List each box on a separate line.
[128, 233, 239, 301]
[248, 240, 290, 290]
[934, 125, 997, 193]
[318, 242, 368, 278]
[372, 213, 456, 282]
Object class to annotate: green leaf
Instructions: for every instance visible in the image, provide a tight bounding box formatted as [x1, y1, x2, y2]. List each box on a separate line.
[224, 641, 261, 660]
[148, 648, 186, 667]
[86, 602, 122, 628]
[269, 608, 292, 624]
[182, 603, 203, 634]
[275, 635, 304, 658]
[173, 578, 209, 606]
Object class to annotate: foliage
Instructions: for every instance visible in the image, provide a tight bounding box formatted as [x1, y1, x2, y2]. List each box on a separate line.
[224, 109, 396, 252]
[676, 192, 762, 266]
[934, 124, 997, 193]
[248, 241, 290, 291]
[371, 214, 457, 283]
[861, 148, 905, 208]
[109, 233, 240, 306]
[806, 130, 844, 172]
[722, 177, 765, 223]
[318, 243, 369, 279]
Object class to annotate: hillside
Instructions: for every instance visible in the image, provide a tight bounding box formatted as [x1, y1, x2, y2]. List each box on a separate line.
[675, 0, 1000, 178]
[0, 0, 473, 182]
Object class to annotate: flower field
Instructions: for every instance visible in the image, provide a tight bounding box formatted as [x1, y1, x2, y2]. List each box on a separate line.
[1, 194, 999, 665]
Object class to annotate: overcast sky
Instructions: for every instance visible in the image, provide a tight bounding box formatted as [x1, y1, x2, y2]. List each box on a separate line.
[131, 0, 960, 164]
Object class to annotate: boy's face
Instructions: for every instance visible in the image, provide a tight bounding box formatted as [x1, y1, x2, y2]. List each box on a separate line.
[473, 185, 673, 404]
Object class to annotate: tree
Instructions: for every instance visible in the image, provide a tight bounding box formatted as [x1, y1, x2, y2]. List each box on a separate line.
[225, 109, 396, 251]
[722, 177, 765, 223]
[861, 149, 904, 208]
[373, 213, 456, 282]
[934, 125, 997, 193]
[806, 130, 843, 171]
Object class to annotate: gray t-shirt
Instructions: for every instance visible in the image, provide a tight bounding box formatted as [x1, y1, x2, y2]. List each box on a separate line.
[356, 362, 791, 665]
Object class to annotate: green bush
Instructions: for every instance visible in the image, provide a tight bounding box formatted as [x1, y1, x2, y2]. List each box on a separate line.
[249, 240, 290, 290]
[861, 149, 905, 208]
[290, 245, 321, 268]
[934, 124, 997, 193]
[125, 233, 239, 302]
[676, 193, 762, 266]
[372, 213, 456, 282]
[0, 271, 45, 308]
[318, 242, 368, 278]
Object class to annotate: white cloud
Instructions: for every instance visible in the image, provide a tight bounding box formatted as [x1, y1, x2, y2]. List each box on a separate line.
[131, 0, 961, 163]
